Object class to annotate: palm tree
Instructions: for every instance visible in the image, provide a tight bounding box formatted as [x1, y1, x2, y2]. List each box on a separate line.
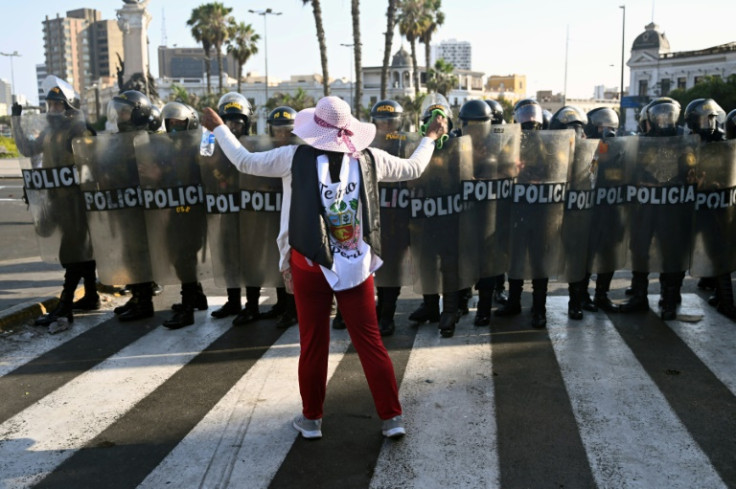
[206, 3, 234, 95]
[266, 88, 316, 112]
[397, 0, 426, 97]
[395, 92, 426, 130]
[301, 1, 330, 96]
[351, 0, 363, 117]
[187, 5, 214, 94]
[380, 0, 398, 100]
[420, 0, 444, 88]
[227, 22, 260, 93]
[426, 58, 457, 97]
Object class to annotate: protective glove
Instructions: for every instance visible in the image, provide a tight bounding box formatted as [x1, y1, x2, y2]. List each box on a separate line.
[11, 102, 22, 116]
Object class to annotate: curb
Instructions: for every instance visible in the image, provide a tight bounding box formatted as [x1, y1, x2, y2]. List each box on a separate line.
[0, 287, 86, 333]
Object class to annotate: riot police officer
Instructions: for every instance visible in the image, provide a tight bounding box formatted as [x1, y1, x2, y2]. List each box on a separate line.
[458, 99, 508, 326]
[685, 99, 735, 320]
[13, 77, 98, 329]
[110, 90, 158, 321]
[158, 102, 209, 329]
[621, 97, 689, 320]
[496, 99, 549, 328]
[726, 109, 736, 140]
[370, 99, 405, 336]
[583, 107, 621, 313]
[263, 105, 299, 329]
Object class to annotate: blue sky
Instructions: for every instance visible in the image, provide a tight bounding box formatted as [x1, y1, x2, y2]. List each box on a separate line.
[2, 0, 734, 104]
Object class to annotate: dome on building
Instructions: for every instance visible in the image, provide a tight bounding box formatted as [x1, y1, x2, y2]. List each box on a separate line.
[391, 46, 412, 68]
[632, 22, 670, 53]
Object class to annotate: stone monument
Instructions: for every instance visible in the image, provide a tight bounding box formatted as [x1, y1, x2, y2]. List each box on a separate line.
[116, 0, 155, 96]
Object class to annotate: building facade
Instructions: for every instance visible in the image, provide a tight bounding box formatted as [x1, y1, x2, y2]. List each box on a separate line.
[158, 46, 238, 80]
[433, 39, 472, 70]
[485, 74, 526, 103]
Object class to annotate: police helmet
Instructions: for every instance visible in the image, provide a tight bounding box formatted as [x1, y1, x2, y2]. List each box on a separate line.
[459, 99, 492, 126]
[726, 109, 736, 140]
[371, 100, 403, 120]
[45, 85, 81, 114]
[549, 106, 587, 130]
[217, 92, 251, 124]
[111, 90, 153, 132]
[585, 107, 619, 139]
[162, 101, 200, 133]
[637, 102, 651, 134]
[148, 105, 163, 132]
[646, 97, 680, 136]
[684, 98, 723, 137]
[420, 93, 453, 131]
[542, 109, 553, 130]
[513, 99, 543, 130]
[267, 106, 297, 127]
[485, 99, 505, 125]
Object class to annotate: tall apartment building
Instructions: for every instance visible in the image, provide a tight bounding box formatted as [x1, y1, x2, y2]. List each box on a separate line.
[433, 39, 472, 70]
[42, 9, 123, 98]
[36, 64, 48, 107]
[158, 46, 238, 80]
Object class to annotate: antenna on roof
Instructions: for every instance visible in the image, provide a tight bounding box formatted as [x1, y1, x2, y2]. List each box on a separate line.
[161, 7, 167, 46]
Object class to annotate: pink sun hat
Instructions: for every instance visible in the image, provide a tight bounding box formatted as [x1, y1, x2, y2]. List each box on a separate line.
[292, 96, 376, 156]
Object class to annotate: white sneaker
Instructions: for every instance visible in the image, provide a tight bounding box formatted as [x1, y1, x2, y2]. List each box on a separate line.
[381, 415, 406, 439]
[293, 415, 322, 439]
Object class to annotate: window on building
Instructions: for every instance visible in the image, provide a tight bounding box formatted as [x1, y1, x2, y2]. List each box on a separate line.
[677, 77, 686, 89]
[638, 80, 648, 96]
[660, 79, 670, 95]
[694, 76, 703, 85]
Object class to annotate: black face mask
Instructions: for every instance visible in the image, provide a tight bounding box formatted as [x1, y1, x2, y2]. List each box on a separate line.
[521, 121, 541, 131]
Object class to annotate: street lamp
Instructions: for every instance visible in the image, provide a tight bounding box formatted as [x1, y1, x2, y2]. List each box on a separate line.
[0, 51, 21, 103]
[619, 5, 626, 126]
[340, 43, 354, 116]
[249, 8, 281, 106]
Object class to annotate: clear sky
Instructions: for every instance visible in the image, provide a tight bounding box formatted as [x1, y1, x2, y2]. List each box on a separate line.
[2, 0, 734, 105]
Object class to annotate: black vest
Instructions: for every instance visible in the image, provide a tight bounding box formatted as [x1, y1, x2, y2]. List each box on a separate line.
[288, 145, 381, 268]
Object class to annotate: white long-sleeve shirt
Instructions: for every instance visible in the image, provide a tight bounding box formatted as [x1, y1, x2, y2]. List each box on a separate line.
[212, 124, 436, 276]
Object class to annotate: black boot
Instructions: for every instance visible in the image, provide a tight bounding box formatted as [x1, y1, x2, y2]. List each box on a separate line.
[459, 288, 472, 316]
[377, 287, 400, 336]
[659, 274, 680, 321]
[620, 272, 649, 313]
[232, 286, 261, 325]
[262, 287, 288, 319]
[35, 290, 74, 327]
[531, 278, 548, 329]
[474, 288, 492, 326]
[212, 288, 242, 318]
[164, 283, 197, 329]
[579, 274, 598, 312]
[73, 261, 100, 310]
[118, 283, 155, 322]
[593, 272, 619, 312]
[439, 291, 460, 338]
[275, 293, 299, 329]
[568, 281, 583, 320]
[409, 294, 440, 323]
[698, 277, 717, 291]
[332, 308, 346, 329]
[493, 274, 508, 305]
[715, 274, 736, 320]
[495, 279, 522, 316]
[172, 282, 208, 312]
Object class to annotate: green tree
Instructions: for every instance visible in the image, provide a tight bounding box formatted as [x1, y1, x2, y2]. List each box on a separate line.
[187, 5, 214, 95]
[668, 74, 736, 116]
[227, 22, 260, 93]
[265, 88, 316, 112]
[187, 3, 234, 95]
[426, 59, 457, 97]
[496, 96, 515, 123]
[301, 1, 331, 96]
[380, 0, 398, 100]
[397, 0, 426, 97]
[419, 0, 444, 88]
[395, 92, 427, 130]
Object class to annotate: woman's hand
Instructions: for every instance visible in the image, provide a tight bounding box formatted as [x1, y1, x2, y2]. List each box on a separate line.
[201, 107, 224, 132]
[424, 114, 448, 141]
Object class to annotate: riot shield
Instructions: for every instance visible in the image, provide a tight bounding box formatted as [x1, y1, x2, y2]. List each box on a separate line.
[238, 135, 291, 287]
[508, 130, 574, 280]
[373, 131, 417, 287]
[626, 135, 699, 274]
[559, 138, 598, 282]
[199, 143, 242, 288]
[462, 123, 521, 279]
[407, 135, 478, 294]
[586, 136, 638, 274]
[690, 139, 736, 277]
[15, 114, 93, 265]
[72, 131, 153, 285]
[133, 129, 210, 285]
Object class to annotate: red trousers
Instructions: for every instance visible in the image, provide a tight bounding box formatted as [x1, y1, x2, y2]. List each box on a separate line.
[291, 251, 402, 421]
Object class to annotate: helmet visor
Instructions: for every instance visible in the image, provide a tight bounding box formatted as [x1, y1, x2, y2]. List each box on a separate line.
[515, 104, 543, 124]
[112, 99, 133, 123]
[648, 104, 678, 130]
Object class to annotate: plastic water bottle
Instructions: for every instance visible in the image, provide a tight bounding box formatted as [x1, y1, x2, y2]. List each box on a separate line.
[200, 130, 215, 156]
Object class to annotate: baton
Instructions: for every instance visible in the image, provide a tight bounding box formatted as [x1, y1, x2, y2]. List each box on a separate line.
[419, 108, 449, 150]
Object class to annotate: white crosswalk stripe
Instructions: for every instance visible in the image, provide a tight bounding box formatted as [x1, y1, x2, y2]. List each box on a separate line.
[0, 292, 733, 488]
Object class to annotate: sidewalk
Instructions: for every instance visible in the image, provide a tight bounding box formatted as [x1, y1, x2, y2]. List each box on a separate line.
[0, 157, 22, 178]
